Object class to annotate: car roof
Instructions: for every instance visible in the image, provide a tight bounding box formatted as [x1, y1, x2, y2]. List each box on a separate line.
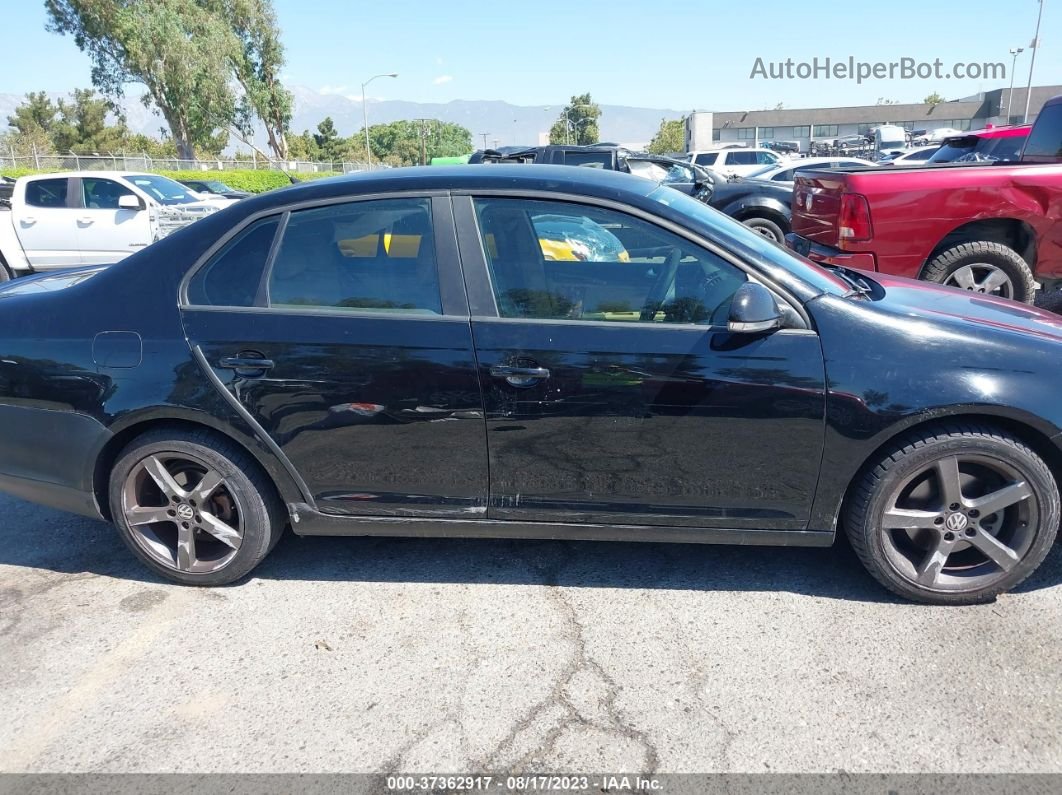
[18, 171, 169, 180]
[256, 165, 660, 207]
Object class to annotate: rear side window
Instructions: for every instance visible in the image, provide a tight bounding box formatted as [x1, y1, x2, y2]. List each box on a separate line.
[266, 198, 442, 314]
[726, 151, 758, 166]
[1022, 105, 1062, 163]
[25, 179, 69, 208]
[693, 153, 719, 166]
[187, 217, 280, 307]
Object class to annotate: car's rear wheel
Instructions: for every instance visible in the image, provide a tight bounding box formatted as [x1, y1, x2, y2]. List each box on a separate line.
[741, 216, 786, 244]
[109, 429, 284, 585]
[844, 424, 1058, 604]
[922, 241, 1036, 304]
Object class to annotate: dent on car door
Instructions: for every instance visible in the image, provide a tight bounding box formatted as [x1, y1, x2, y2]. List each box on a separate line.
[454, 194, 827, 531]
[181, 194, 489, 519]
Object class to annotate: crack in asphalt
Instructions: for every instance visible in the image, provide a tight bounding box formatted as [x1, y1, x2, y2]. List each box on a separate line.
[479, 543, 660, 773]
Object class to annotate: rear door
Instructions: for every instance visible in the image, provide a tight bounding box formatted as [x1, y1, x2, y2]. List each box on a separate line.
[11, 177, 81, 270]
[181, 193, 488, 518]
[74, 176, 153, 265]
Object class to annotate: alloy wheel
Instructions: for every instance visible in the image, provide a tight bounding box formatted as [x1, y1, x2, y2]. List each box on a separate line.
[944, 264, 1014, 299]
[121, 452, 244, 574]
[880, 454, 1038, 592]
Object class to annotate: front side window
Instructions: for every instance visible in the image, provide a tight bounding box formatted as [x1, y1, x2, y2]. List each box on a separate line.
[82, 177, 135, 210]
[125, 174, 199, 205]
[1021, 103, 1061, 163]
[267, 198, 442, 314]
[25, 178, 69, 208]
[473, 198, 747, 326]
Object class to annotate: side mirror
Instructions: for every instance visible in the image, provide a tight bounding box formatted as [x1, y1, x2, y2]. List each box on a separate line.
[118, 194, 145, 211]
[728, 282, 783, 334]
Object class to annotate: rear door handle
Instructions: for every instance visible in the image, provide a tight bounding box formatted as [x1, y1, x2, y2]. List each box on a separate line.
[490, 365, 550, 387]
[78, 217, 95, 225]
[218, 356, 275, 374]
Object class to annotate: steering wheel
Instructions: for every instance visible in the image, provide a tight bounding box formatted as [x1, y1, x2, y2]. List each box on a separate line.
[640, 248, 681, 321]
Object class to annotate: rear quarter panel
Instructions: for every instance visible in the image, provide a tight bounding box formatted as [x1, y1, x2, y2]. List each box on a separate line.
[793, 164, 1062, 279]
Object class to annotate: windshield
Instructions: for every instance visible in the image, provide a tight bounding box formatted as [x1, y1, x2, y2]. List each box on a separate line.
[648, 187, 850, 296]
[201, 181, 235, 193]
[125, 174, 201, 205]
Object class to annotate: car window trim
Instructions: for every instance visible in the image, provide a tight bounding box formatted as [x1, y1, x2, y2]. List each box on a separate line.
[449, 188, 811, 330]
[178, 189, 456, 313]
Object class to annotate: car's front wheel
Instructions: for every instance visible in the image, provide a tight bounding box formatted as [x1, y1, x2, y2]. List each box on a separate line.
[109, 429, 285, 585]
[844, 424, 1059, 604]
[741, 216, 786, 244]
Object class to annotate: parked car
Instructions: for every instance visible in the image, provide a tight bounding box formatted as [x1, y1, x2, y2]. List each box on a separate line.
[743, 157, 877, 186]
[705, 178, 796, 243]
[926, 125, 1031, 164]
[179, 179, 252, 201]
[764, 140, 801, 155]
[0, 171, 224, 277]
[877, 146, 940, 166]
[1, 165, 1061, 604]
[470, 144, 717, 200]
[916, 127, 967, 145]
[833, 134, 871, 152]
[688, 147, 785, 178]
[787, 95, 1062, 304]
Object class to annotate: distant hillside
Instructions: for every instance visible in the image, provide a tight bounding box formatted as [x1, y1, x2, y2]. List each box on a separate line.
[0, 86, 686, 152]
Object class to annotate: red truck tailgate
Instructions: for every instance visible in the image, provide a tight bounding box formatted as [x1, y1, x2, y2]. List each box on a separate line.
[792, 172, 849, 247]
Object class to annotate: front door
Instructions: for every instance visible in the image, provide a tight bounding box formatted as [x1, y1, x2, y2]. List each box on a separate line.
[182, 194, 488, 518]
[75, 176, 152, 265]
[12, 177, 81, 270]
[457, 195, 826, 530]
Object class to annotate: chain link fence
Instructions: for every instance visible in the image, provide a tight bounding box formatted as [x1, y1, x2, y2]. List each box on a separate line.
[0, 152, 381, 174]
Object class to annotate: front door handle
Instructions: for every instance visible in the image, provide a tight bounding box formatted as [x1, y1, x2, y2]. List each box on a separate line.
[218, 356, 275, 375]
[78, 217, 95, 225]
[490, 365, 550, 387]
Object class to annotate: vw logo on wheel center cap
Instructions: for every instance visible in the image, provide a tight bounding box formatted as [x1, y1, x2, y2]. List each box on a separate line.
[945, 512, 968, 532]
[176, 504, 195, 521]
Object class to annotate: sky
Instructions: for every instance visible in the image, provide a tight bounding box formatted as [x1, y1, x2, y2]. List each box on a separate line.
[4, 0, 1060, 111]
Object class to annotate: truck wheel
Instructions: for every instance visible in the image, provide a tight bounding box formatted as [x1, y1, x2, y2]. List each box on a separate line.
[741, 217, 786, 245]
[922, 241, 1036, 304]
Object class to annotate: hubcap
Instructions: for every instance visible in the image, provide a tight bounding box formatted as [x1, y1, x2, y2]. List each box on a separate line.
[943, 264, 1014, 299]
[880, 454, 1038, 592]
[121, 453, 244, 574]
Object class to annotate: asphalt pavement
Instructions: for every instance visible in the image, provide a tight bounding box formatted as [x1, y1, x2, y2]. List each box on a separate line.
[1, 493, 1060, 774]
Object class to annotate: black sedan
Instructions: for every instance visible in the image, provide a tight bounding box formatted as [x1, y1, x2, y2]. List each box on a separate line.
[0, 165, 1059, 604]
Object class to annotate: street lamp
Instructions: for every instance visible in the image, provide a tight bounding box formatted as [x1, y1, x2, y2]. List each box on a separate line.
[1023, 0, 1045, 124]
[361, 72, 398, 168]
[1005, 47, 1024, 122]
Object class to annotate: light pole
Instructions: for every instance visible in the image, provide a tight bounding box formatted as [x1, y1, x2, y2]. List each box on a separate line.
[361, 72, 398, 168]
[1023, 0, 1045, 123]
[1005, 48, 1024, 122]
[480, 133, 490, 149]
[562, 103, 598, 145]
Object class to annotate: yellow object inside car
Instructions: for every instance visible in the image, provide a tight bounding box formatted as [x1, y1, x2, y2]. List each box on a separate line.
[338, 233, 423, 258]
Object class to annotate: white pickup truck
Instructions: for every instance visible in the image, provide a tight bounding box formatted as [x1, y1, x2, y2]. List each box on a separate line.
[0, 171, 231, 279]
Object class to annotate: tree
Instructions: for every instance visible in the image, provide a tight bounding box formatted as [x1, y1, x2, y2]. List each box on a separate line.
[52, 89, 128, 153]
[923, 92, 945, 107]
[313, 117, 343, 162]
[46, 0, 241, 159]
[548, 93, 601, 145]
[287, 129, 321, 161]
[361, 120, 473, 166]
[647, 117, 685, 154]
[7, 92, 59, 137]
[213, 0, 293, 159]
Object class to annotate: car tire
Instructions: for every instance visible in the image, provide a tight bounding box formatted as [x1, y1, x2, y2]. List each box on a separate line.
[741, 216, 786, 244]
[108, 428, 285, 586]
[0, 259, 11, 282]
[922, 241, 1036, 304]
[843, 423, 1059, 605]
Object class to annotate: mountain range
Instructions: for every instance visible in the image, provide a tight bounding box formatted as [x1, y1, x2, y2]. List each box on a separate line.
[0, 85, 686, 152]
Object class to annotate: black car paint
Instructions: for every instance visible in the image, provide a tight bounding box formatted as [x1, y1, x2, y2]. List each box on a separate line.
[2, 166, 1062, 551]
[707, 178, 795, 232]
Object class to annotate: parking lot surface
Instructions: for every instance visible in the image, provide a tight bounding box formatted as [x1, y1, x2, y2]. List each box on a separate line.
[1, 493, 1060, 774]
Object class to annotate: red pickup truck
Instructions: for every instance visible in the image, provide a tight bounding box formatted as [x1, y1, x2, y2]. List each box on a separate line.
[787, 95, 1062, 304]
